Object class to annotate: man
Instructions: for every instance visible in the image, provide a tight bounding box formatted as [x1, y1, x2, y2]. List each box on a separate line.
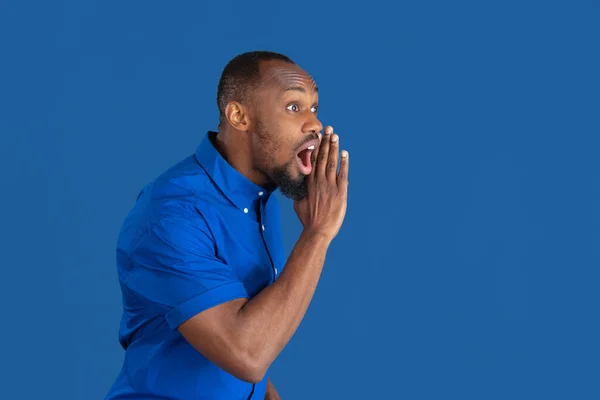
[105, 51, 349, 399]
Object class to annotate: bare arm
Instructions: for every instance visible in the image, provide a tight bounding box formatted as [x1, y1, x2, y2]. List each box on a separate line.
[265, 376, 280, 400]
[179, 229, 330, 382]
[178, 127, 348, 383]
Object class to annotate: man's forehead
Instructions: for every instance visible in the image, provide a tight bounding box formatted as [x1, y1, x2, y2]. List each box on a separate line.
[259, 61, 318, 92]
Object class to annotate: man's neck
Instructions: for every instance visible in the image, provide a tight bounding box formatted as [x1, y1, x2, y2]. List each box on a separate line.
[214, 129, 269, 188]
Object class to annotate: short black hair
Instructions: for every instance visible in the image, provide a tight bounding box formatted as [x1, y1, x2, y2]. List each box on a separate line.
[217, 51, 295, 125]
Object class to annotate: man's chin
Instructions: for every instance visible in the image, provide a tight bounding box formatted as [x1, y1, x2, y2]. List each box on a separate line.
[270, 163, 308, 200]
[279, 182, 307, 200]
[276, 176, 307, 200]
[282, 190, 307, 201]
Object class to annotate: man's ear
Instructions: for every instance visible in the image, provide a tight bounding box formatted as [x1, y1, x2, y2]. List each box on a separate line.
[224, 102, 251, 131]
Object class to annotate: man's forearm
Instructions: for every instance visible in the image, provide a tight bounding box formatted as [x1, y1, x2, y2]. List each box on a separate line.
[265, 377, 280, 400]
[236, 229, 330, 375]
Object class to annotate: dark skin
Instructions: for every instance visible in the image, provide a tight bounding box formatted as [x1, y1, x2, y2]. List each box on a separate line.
[213, 59, 323, 199]
[178, 60, 349, 398]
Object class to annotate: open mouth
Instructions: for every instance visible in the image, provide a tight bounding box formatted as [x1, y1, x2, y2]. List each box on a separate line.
[295, 141, 318, 175]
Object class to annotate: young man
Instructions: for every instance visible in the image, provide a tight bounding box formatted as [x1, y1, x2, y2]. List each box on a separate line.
[106, 51, 349, 399]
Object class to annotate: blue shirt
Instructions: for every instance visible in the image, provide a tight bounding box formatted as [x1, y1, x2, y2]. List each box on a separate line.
[106, 131, 286, 400]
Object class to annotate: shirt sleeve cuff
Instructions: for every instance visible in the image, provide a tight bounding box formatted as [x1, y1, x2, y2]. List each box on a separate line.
[165, 282, 249, 330]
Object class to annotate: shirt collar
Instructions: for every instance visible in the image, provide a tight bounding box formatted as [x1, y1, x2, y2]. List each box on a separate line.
[195, 131, 274, 211]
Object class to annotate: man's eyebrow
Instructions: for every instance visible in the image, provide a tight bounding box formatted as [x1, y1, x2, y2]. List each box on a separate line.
[283, 85, 319, 94]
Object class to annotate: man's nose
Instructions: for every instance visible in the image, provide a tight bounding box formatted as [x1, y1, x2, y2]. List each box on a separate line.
[304, 114, 323, 135]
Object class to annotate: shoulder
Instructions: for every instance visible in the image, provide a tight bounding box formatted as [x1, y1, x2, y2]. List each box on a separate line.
[137, 155, 218, 220]
[123, 154, 222, 244]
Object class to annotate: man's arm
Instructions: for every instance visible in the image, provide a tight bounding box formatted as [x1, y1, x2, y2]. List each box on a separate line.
[179, 230, 330, 383]
[265, 377, 280, 400]
[178, 127, 349, 383]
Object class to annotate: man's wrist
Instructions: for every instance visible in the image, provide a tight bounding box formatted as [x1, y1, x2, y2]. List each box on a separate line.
[301, 228, 333, 246]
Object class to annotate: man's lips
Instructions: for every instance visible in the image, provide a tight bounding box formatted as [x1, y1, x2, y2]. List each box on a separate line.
[296, 138, 320, 155]
[295, 138, 320, 175]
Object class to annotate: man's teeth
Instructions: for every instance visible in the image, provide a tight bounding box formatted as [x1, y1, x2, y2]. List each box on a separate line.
[308, 145, 315, 150]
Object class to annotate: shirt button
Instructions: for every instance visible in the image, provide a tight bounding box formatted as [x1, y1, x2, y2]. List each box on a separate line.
[262, 224, 265, 231]
[243, 208, 248, 213]
[275, 268, 278, 274]
[258, 191, 264, 196]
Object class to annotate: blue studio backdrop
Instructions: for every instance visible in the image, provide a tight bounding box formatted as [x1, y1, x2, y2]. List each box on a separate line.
[1, 1, 598, 399]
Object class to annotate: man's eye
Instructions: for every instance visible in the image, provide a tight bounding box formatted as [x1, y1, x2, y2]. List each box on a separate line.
[286, 104, 300, 112]
[311, 105, 319, 113]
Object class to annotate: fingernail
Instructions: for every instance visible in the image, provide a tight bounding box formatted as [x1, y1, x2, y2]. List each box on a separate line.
[325, 126, 333, 134]
[341, 150, 348, 157]
[331, 134, 338, 142]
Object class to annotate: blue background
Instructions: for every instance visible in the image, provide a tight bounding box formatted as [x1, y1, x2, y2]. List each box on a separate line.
[1, 1, 598, 399]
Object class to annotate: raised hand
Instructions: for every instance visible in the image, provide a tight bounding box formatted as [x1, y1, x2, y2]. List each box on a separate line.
[293, 126, 349, 241]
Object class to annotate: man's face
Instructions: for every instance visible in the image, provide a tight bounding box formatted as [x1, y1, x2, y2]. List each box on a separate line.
[249, 60, 323, 200]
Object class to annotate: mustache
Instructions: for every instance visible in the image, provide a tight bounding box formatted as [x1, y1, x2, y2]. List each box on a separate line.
[294, 132, 320, 152]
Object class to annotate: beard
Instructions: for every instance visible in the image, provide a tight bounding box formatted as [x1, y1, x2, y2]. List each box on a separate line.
[271, 162, 308, 200]
[253, 119, 309, 201]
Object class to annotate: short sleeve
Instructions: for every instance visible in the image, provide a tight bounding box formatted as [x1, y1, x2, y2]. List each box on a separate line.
[122, 215, 249, 330]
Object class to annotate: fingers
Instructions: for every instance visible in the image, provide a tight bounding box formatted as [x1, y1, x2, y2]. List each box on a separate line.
[327, 133, 339, 182]
[316, 126, 333, 180]
[337, 150, 349, 193]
